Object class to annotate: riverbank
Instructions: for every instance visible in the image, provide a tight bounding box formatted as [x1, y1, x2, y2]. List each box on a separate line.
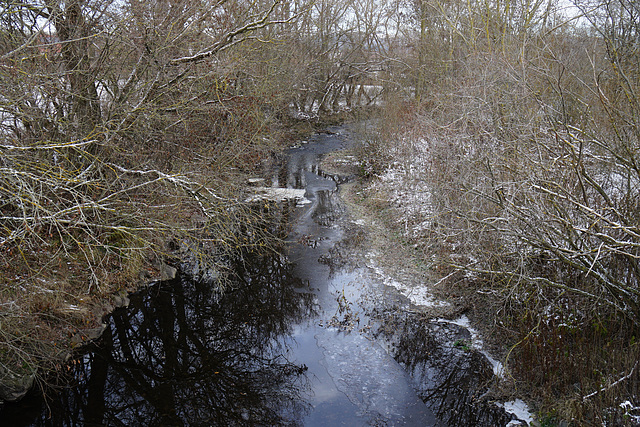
[0, 113, 341, 406]
[320, 147, 535, 425]
[325, 149, 513, 359]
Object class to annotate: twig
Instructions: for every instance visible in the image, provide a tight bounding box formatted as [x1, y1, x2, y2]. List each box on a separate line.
[583, 361, 638, 401]
[171, 1, 301, 65]
[0, 140, 96, 151]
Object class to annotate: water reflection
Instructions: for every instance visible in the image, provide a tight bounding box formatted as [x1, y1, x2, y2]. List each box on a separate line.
[383, 316, 516, 426]
[3, 252, 316, 426]
[311, 190, 344, 227]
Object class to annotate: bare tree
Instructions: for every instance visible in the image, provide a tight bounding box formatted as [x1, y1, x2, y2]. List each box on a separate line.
[0, 0, 303, 394]
[357, 0, 640, 422]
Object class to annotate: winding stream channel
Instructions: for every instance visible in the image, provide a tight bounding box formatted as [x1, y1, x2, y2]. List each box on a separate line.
[0, 125, 531, 426]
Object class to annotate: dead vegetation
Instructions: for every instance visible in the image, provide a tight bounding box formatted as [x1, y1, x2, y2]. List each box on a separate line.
[3, 0, 640, 422]
[352, 0, 640, 424]
[0, 0, 320, 399]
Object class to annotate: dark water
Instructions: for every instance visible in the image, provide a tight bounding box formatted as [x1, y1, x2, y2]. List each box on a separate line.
[0, 125, 524, 426]
[2, 254, 314, 426]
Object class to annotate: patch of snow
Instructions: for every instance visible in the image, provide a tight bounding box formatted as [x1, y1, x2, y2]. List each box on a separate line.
[365, 250, 380, 259]
[437, 315, 507, 378]
[499, 399, 534, 426]
[619, 400, 640, 423]
[290, 109, 318, 121]
[335, 155, 357, 164]
[441, 316, 480, 345]
[369, 264, 450, 309]
[620, 400, 636, 410]
[480, 350, 506, 378]
[369, 154, 436, 241]
[247, 177, 265, 186]
[439, 315, 482, 347]
[245, 187, 308, 203]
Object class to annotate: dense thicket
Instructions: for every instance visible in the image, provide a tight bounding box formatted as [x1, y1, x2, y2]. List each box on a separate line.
[0, 0, 404, 399]
[358, 0, 640, 423]
[0, 0, 297, 390]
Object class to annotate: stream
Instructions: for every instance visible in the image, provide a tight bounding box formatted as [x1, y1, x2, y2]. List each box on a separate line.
[0, 125, 530, 426]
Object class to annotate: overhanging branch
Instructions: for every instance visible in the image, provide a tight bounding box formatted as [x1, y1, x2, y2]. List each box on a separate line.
[170, 1, 300, 65]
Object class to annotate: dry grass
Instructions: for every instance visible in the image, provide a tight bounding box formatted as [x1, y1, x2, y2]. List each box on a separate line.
[354, 38, 640, 421]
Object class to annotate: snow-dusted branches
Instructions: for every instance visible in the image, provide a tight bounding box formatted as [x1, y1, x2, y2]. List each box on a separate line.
[171, 0, 301, 65]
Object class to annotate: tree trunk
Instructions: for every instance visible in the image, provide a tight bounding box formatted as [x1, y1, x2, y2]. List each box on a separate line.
[50, 0, 102, 138]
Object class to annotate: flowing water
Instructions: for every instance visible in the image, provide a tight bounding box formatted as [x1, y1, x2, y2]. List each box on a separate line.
[0, 125, 527, 426]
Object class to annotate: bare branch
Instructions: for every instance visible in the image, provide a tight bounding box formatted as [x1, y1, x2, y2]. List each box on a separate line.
[170, 1, 299, 65]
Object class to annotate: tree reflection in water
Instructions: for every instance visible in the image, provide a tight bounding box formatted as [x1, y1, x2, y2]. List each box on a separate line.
[388, 316, 515, 426]
[9, 251, 316, 426]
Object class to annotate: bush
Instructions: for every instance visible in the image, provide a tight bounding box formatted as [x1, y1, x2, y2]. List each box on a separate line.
[356, 0, 640, 422]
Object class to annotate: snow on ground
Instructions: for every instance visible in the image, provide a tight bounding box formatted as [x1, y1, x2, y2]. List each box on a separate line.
[619, 401, 640, 424]
[365, 252, 450, 309]
[245, 187, 309, 204]
[372, 141, 435, 240]
[499, 399, 534, 426]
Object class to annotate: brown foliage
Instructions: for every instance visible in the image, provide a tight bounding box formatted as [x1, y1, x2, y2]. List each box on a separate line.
[361, 0, 640, 423]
